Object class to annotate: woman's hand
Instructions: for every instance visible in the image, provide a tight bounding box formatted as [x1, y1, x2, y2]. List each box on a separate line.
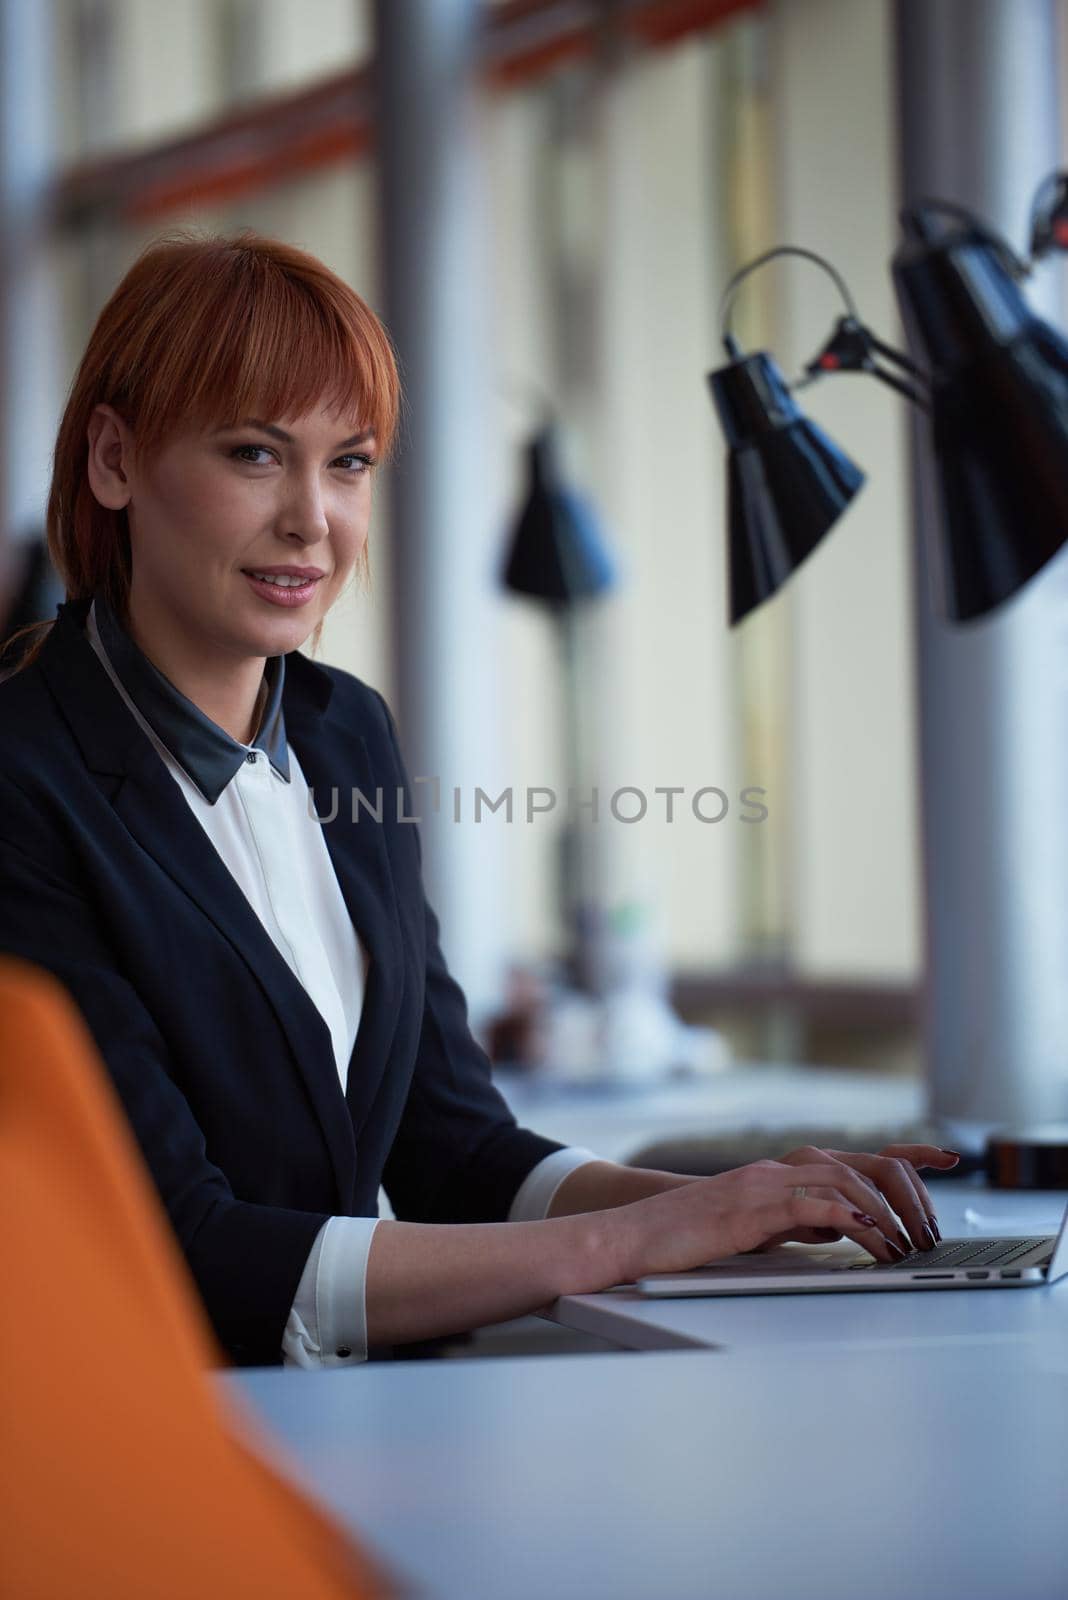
[610, 1144, 961, 1282]
[746, 1144, 960, 1254]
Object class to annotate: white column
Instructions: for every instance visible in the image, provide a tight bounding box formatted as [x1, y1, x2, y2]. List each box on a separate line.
[374, 0, 509, 1025]
[0, 0, 63, 595]
[895, 0, 1068, 1136]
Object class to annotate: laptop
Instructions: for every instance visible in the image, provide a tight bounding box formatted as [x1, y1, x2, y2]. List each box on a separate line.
[637, 1198, 1068, 1298]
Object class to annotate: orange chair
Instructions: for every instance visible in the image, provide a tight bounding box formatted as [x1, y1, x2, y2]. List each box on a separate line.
[0, 956, 399, 1600]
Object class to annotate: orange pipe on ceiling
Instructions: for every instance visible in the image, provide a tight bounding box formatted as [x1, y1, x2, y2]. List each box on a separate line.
[52, 0, 764, 227]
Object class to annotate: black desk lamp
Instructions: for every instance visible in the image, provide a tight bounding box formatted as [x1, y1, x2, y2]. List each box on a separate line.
[703, 174, 1068, 1188]
[707, 175, 1068, 628]
[500, 423, 710, 1078]
[708, 244, 930, 625]
[892, 198, 1068, 619]
[501, 422, 617, 1000]
[501, 425, 616, 605]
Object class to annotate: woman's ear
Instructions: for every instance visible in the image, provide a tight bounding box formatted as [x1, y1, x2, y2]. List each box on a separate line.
[86, 404, 135, 511]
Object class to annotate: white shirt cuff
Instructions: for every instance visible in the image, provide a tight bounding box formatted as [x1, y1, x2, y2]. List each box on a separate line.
[507, 1147, 603, 1223]
[281, 1215, 381, 1369]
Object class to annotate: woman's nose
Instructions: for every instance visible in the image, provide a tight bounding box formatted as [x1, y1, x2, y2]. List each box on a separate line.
[279, 477, 330, 541]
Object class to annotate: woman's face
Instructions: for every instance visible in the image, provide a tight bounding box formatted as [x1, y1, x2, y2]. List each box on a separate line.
[87, 399, 377, 673]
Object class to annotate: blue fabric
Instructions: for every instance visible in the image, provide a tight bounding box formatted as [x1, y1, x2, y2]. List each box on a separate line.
[0, 598, 564, 1366]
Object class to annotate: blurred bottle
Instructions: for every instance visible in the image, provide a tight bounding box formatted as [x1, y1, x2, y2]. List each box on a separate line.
[597, 899, 728, 1081]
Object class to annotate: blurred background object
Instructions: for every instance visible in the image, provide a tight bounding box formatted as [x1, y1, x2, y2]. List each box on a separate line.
[498, 416, 721, 1079]
[892, 195, 1068, 621]
[0, 530, 64, 679]
[4, 0, 1068, 1148]
[500, 417, 618, 1002]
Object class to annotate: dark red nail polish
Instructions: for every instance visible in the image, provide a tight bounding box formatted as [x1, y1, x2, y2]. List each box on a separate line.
[897, 1228, 912, 1253]
[885, 1239, 907, 1261]
[852, 1211, 877, 1226]
[928, 1217, 942, 1242]
[939, 1149, 961, 1160]
[922, 1223, 937, 1249]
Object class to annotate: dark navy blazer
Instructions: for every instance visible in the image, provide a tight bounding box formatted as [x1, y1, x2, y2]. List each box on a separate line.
[0, 597, 563, 1365]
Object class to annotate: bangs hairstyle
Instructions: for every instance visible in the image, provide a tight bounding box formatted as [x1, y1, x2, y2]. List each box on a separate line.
[3, 227, 401, 674]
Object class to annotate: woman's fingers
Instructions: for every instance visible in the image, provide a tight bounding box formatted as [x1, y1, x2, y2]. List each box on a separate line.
[832, 1151, 938, 1248]
[882, 1144, 962, 1171]
[832, 1145, 955, 1249]
[777, 1145, 959, 1252]
[764, 1162, 907, 1259]
[879, 1144, 960, 1239]
[759, 1190, 905, 1261]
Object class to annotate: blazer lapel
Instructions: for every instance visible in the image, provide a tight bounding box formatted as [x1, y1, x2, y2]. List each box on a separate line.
[111, 740, 360, 1205]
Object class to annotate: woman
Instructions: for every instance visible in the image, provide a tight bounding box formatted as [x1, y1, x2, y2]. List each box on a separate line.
[0, 231, 958, 1369]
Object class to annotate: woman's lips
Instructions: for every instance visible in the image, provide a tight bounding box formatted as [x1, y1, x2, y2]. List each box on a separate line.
[242, 572, 322, 607]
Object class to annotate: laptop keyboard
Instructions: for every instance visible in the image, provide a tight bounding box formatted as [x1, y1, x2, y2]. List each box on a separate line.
[851, 1237, 1051, 1271]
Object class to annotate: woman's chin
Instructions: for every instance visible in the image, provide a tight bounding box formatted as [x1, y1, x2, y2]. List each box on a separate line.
[236, 594, 319, 644]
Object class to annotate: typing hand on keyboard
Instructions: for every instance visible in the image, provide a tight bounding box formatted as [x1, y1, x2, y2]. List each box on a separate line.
[743, 1142, 961, 1258]
[613, 1146, 964, 1282]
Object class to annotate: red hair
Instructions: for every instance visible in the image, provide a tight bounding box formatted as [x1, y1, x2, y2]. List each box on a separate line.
[4, 227, 401, 673]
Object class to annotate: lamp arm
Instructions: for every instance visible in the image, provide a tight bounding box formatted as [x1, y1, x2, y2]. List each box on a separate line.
[791, 359, 930, 411]
[799, 312, 932, 405]
[864, 331, 928, 383]
[867, 364, 931, 412]
[719, 244, 861, 357]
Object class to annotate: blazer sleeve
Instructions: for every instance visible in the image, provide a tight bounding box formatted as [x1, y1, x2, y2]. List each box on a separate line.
[373, 691, 567, 1225]
[0, 770, 329, 1366]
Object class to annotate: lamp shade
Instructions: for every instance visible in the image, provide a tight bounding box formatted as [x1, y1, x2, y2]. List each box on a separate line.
[707, 352, 866, 624]
[500, 427, 616, 607]
[893, 215, 1068, 620]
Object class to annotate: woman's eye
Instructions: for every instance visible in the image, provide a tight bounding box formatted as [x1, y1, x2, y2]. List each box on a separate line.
[231, 444, 274, 465]
[229, 444, 374, 474]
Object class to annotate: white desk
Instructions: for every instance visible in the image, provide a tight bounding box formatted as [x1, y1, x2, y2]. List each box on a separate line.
[227, 1325, 1068, 1600]
[225, 1070, 1068, 1597]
